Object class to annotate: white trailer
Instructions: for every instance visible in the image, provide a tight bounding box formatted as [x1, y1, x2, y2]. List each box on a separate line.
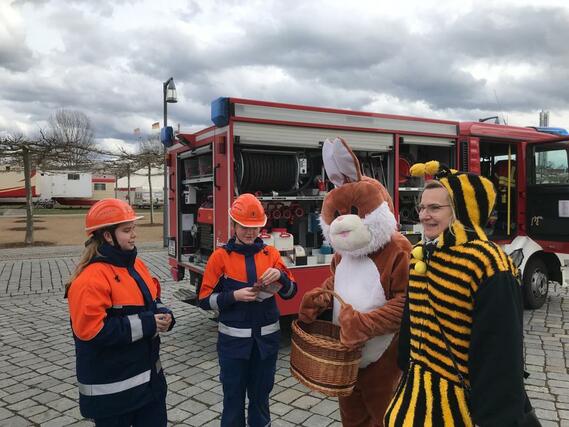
[37, 171, 92, 199]
[0, 170, 92, 204]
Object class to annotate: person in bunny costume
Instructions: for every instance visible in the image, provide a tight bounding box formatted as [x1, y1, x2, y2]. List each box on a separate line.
[299, 137, 411, 427]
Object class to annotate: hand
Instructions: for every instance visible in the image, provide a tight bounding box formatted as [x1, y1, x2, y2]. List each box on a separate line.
[259, 268, 281, 285]
[234, 287, 258, 302]
[338, 304, 366, 350]
[298, 289, 331, 324]
[154, 313, 172, 333]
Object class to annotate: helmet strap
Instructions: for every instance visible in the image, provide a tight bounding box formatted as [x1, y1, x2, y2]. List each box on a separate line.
[110, 230, 120, 248]
[232, 220, 255, 246]
[235, 233, 251, 246]
[100, 226, 120, 248]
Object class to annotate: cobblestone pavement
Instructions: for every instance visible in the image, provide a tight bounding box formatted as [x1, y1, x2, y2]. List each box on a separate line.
[0, 245, 568, 426]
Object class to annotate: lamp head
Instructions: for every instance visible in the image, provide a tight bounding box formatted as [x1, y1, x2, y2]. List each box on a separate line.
[165, 79, 177, 103]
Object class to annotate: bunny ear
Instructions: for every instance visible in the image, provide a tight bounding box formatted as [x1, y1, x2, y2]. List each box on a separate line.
[322, 137, 362, 187]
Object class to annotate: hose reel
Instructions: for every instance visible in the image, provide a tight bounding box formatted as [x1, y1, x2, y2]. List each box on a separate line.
[235, 149, 299, 193]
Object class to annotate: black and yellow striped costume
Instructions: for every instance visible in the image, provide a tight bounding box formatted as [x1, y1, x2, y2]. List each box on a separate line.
[385, 162, 531, 427]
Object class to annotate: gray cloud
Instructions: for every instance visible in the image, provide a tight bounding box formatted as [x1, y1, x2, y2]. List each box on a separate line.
[0, 42, 34, 72]
[0, 4, 34, 72]
[127, 3, 568, 115]
[442, 6, 569, 62]
[2, 0, 569, 147]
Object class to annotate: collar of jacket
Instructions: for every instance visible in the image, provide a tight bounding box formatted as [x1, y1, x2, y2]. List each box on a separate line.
[437, 219, 488, 248]
[224, 236, 265, 256]
[92, 243, 137, 268]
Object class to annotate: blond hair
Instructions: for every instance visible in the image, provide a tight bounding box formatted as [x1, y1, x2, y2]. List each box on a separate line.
[64, 234, 104, 297]
[423, 179, 453, 208]
[424, 179, 449, 194]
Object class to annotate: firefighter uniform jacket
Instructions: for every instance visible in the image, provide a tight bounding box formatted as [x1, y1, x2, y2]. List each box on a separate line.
[198, 237, 297, 360]
[67, 243, 174, 419]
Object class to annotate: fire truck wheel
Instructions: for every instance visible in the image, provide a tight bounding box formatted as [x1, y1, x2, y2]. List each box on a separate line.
[523, 257, 548, 310]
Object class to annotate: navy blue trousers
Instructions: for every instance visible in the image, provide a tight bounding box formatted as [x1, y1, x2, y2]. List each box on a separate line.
[219, 343, 278, 427]
[93, 396, 167, 427]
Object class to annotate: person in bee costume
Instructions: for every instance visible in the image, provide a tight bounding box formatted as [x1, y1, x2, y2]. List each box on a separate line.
[384, 162, 540, 427]
[66, 198, 174, 427]
[198, 193, 297, 427]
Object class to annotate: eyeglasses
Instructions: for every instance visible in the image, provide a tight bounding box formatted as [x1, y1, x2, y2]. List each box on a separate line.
[415, 204, 451, 215]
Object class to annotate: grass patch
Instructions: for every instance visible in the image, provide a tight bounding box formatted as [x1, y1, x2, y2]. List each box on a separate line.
[0, 241, 56, 249]
[137, 223, 163, 228]
[135, 208, 164, 213]
[8, 226, 47, 231]
[0, 207, 89, 216]
[35, 208, 90, 215]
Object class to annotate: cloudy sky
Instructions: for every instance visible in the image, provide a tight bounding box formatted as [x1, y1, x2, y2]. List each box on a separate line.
[2, 0, 569, 152]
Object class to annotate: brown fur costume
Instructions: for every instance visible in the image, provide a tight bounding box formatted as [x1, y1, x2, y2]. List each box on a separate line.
[298, 138, 411, 427]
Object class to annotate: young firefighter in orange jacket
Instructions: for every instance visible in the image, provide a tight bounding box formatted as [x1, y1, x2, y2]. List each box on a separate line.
[66, 199, 174, 427]
[199, 193, 297, 427]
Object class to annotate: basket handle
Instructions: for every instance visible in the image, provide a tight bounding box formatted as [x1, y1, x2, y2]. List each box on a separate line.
[312, 289, 348, 307]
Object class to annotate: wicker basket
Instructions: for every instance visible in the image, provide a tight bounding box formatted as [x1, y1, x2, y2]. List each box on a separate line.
[290, 290, 362, 397]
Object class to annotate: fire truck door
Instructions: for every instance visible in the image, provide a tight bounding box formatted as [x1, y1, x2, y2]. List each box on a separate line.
[478, 140, 517, 237]
[526, 142, 569, 241]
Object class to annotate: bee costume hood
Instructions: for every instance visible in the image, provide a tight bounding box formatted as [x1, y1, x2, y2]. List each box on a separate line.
[410, 160, 497, 246]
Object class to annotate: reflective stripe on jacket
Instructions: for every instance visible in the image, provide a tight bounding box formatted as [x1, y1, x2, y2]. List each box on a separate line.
[67, 244, 173, 419]
[198, 237, 297, 359]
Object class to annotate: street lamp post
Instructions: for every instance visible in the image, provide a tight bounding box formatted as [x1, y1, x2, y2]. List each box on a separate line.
[163, 77, 177, 247]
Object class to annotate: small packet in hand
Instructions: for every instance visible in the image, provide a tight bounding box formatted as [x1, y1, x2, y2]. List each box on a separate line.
[263, 283, 282, 293]
[253, 282, 282, 301]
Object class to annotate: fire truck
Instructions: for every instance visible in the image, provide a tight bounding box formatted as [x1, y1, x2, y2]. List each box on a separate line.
[166, 97, 569, 311]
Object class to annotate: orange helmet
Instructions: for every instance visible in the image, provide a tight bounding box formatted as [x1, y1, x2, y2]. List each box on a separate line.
[85, 198, 144, 235]
[228, 193, 267, 227]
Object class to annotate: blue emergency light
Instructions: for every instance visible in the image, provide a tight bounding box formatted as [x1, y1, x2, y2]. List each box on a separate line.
[211, 97, 230, 127]
[534, 127, 569, 136]
[160, 126, 174, 147]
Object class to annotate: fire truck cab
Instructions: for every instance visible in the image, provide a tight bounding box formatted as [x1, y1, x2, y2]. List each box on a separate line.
[459, 123, 569, 308]
[166, 97, 569, 311]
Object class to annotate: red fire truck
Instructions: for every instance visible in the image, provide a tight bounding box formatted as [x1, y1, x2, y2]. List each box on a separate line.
[166, 97, 569, 311]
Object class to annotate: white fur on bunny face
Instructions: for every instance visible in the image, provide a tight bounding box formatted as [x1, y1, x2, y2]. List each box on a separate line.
[319, 201, 397, 257]
[327, 214, 371, 252]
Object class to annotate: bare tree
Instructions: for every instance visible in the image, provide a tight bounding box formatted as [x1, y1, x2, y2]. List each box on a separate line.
[138, 136, 163, 224]
[1, 115, 161, 246]
[0, 132, 44, 245]
[110, 159, 137, 205]
[40, 109, 96, 170]
[0, 109, 113, 246]
[117, 135, 163, 224]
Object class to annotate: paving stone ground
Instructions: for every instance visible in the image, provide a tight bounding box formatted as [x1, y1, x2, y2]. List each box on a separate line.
[0, 245, 568, 426]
